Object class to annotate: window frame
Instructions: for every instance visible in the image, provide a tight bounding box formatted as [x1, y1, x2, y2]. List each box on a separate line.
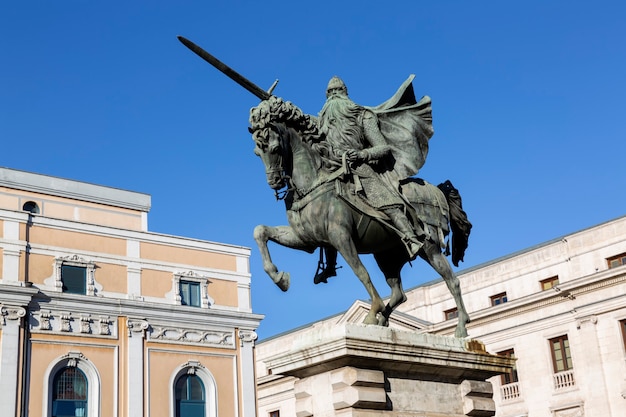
[169, 361, 217, 417]
[175, 374, 206, 417]
[490, 292, 508, 306]
[172, 271, 213, 308]
[53, 255, 97, 296]
[497, 348, 518, 385]
[607, 253, 626, 269]
[43, 352, 100, 417]
[620, 319, 626, 352]
[540, 276, 559, 291]
[549, 334, 573, 373]
[444, 308, 458, 321]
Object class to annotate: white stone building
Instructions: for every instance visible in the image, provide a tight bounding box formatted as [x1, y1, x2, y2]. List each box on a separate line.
[256, 215, 626, 417]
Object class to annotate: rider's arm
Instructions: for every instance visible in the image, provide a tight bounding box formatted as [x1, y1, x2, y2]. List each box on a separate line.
[360, 110, 391, 162]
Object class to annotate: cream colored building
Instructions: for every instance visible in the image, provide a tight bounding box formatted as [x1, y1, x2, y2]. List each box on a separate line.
[256, 215, 626, 417]
[0, 167, 262, 417]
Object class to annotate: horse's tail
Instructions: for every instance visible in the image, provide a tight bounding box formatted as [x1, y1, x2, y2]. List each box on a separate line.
[437, 180, 472, 267]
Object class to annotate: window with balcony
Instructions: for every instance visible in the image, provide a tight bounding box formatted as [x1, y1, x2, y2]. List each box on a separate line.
[497, 349, 520, 401]
[444, 308, 458, 320]
[540, 276, 559, 291]
[549, 335, 575, 390]
[490, 292, 508, 306]
[607, 253, 626, 269]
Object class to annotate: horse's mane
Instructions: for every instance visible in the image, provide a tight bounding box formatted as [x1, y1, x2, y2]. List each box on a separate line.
[249, 97, 320, 144]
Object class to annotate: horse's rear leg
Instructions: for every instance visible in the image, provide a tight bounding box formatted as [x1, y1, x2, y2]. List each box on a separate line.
[421, 240, 470, 338]
[253, 225, 309, 292]
[374, 251, 408, 326]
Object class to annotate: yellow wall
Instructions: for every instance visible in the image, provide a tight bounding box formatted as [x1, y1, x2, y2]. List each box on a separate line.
[27, 254, 55, 285]
[30, 226, 126, 255]
[209, 279, 239, 307]
[98, 263, 128, 294]
[141, 242, 237, 271]
[0, 186, 145, 230]
[142, 269, 173, 298]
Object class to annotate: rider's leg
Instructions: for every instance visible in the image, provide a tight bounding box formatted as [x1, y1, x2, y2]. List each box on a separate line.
[384, 207, 425, 259]
[314, 247, 338, 284]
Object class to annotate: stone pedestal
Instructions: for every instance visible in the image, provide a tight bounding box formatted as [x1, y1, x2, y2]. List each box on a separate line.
[264, 323, 514, 417]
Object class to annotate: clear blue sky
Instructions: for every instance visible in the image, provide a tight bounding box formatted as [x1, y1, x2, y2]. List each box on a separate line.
[2, 1, 625, 340]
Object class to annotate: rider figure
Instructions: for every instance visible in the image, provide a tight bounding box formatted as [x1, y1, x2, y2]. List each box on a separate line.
[314, 76, 426, 283]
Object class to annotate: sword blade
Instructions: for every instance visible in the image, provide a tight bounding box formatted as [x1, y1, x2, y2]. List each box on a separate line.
[177, 36, 270, 101]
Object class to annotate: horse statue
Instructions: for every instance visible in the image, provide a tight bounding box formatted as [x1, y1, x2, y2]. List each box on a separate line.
[248, 96, 472, 338]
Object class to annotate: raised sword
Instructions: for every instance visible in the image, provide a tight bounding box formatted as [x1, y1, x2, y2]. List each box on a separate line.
[177, 36, 278, 101]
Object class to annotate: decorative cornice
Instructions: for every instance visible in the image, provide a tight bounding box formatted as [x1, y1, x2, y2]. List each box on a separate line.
[150, 326, 234, 347]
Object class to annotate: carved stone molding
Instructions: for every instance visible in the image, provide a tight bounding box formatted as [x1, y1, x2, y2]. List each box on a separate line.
[1, 305, 26, 326]
[127, 318, 149, 337]
[575, 314, 598, 329]
[183, 360, 206, 375]
[80, 314, 92, 334]
[62, 351, 87, 368]
[238, 330, 258, 346]
[39, 310, 52, 330]
[59, 312, 72, 332]
[151, 326, 233, 347]
[98, 316, 112, 336]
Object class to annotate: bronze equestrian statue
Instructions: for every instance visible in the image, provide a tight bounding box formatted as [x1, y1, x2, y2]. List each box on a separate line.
[178, 36, 472, 337]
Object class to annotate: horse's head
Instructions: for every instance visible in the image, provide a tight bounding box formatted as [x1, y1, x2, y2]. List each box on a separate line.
[249, 96, 322, 196]
[249, 120, 289, 190]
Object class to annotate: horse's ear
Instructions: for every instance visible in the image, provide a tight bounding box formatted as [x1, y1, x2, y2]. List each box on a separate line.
[248, 126, 254, 134]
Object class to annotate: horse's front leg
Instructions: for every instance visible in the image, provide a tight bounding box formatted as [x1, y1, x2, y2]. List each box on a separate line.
[253, 224, 310, 292]
[330, 232, 385, 325]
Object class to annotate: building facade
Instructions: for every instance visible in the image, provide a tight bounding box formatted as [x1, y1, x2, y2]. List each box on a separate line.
[256, 215, 626, 417]
[0, 167, 262, 417]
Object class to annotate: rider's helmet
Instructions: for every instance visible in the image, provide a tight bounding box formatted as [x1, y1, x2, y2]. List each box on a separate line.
[326, 76, 348, 98]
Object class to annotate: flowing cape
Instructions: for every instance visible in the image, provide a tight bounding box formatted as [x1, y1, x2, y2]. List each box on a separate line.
[368, 74, 434, 179]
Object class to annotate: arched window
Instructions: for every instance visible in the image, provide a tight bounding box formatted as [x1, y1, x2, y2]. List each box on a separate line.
[43, 352, 100, 417]
[170, 362, 217, 417]
[175, 374, 205, 417]
[52, 367, 88, 417]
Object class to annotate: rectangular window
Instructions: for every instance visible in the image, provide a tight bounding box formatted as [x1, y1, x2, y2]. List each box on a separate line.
[607, 253, 626, 269]
[269, 411, 280, 417]
[490, 292, 508, 306]
[61, 265, 87, 295]
[621, 320, 626, 350]
[444, 308, 458, 320]
[497, 349, 519, 385]
[549, 335, 573, 372]
[180, 280, 201, 307]
[540, 276, 559, 291]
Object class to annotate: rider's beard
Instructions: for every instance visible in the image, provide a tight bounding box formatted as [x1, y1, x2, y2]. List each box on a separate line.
[319, 95, 363, 148]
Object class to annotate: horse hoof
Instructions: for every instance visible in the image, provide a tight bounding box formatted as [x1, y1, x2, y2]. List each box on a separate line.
[376, 313, 389, 327]
[276, 271, 291, 292]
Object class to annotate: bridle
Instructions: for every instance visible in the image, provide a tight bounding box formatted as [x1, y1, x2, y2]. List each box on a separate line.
[253, 122, 294, 201]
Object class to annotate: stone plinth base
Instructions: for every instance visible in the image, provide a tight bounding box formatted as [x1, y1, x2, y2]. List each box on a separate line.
[264, 323, 514, 417]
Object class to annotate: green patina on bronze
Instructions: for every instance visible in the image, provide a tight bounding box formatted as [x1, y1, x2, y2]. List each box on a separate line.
[179, 36, 472, 338]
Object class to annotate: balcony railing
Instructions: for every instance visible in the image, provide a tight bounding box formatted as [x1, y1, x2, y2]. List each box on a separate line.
[500, 382, 521, 401]
[553, 369, 576, 390]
